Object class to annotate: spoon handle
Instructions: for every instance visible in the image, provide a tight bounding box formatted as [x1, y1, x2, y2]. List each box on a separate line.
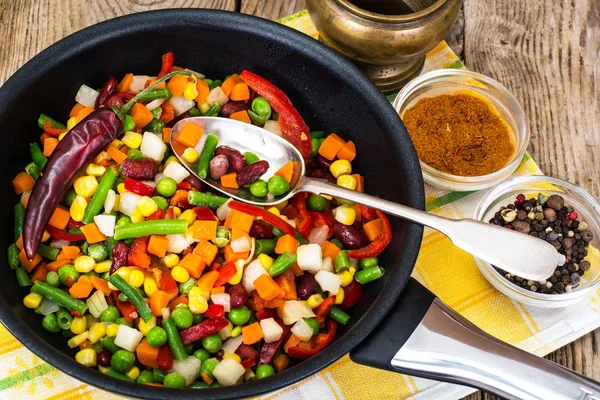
[297, 177, 561, 281]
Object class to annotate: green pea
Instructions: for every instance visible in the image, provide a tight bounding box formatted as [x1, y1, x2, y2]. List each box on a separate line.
[249, 179, 268, 198]
[42, 313, 60, 333]
[88, 243, 108, 262]
[243, 152, 260, 165]
[178, 278, 197, 296]
[267, 176, 290, 196]
[307, 195, 327, 212]
[310, 138, 321, 157]
[157, 177, 178, 198]
[146, 326, 168, 347]
[201, 333, 222, 353]
[164, 372, 187, 388]
[304, 317, 319, 337]
[193, 348, 210, 362]
[251, 97, 272, 117]
[200, 358, 219, 380]
[171, 307, 194, 329]
[256, 364, 275, 379]
[214, 226, 231, 248]
[228, 306, 251, 326]
[153, 368, 167, 383]
[58, 264, 79, 287]
[137, 370, 154, 385]
[99, 305, 120, 323]
[192, 313, 205, 325]
[111, 350, 135, 373]
[152, 196, 168, 211]
[127, 149, 145, 160]
[358, 257, 379, 269]
[45, 271, 60, 287]
[123, 115, 136, 132]
[115, 317, 132, 327]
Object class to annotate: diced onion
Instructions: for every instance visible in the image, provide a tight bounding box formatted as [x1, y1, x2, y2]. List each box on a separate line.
[104, 189, 117, 213]
[243, 260, 268, 293]
[291, 318, 314, 342]
[114, 324, 143, 352]
[75, 85, 99, 108]
[260, 318, 283, 343]
[154, 173, 166, 185]
[140, 132, 167, 162]
[216, 199, 232, 221]
[279, 300, 315, 326]
[230, 236, 251, 253]
[184, 68, 205, 79]
[206, 87, 229, 107]
[264, 120, 282, 136]
[168, 95, 194, 116]
[38, 298, 61, 316]
[297, 244, 323, 273]
[50, 239, 70, 249]
[213, 358, 245, 386]
[145, 98, 165, 111]
[87, 290, 109, 318]
[321, 256, 334, 273]
[308, 225, 329, 246]
[210, 293, 231, 313]
[315, 270, 342, 294]
[222, 335, 244, 355]
[171, 356, 201, 386]
[129, 75, 151, 94]
[118, 192, 141, 217]
[163, 162, 190, 184]
[242, 238, 256, 265]
[20, 190, 31, 204]
[166, 234, 188, 253]
[94, 214, 116, 237]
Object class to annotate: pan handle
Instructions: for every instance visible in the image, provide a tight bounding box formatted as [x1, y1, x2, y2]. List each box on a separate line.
[350, 278, 600, 400]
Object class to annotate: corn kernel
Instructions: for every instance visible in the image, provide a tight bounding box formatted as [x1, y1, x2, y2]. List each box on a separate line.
[74, 255, 96, 273]
[275, 200, 288, 212]
[88, 323, 107, 344]
[75, 348, 97, 367]
[122, 131, 143, 149]
[198, 102, 210, 114]
[106, 324, 119, 337]
[125, 366, 140, 381]
[86, 163, 106, 177]
[223, 353, 242, 363]
[70, 316, 87, 335]
[41, 230, 51, 242]
[182, 147, 199, 163]
[267, 207, 280, 216]
[164, 156, 179, 167]
[335, 287, 345, 304]
[137, 196, 158, 217]
[163, 253, 180, 268]
[67, 331, 89, 348]
[218, 322, 233, 340]
[307, 294, 324, 309]
[178, 209, 197, 226]
[144, 277, 159, 297]
[172, 206, 182, 218]
[334, 205, 356, 226]
[172, 266, 190, 283]
[74, 175, 98, 198]
[321, 194, 333, 200]
[131, 208, 145, 223]
[183, 78, 199, 100]
[70, 195, 88, 222]
[258, 254, 274, 269]
[349, 266, 356, 277]
[231, 326, 242, 337]
[94, 151, 110, 165]
[86, 315, 98, 329]
[59, 132, 68, 141]
[23, 293, 43, 309]
[110, 139, 123, 148]
[117, 183, 129, 194]
[129, 269, 145, 287]
[95, 260, 112, 274]
[98, 365, 111, 374]
[338, 270, 354, 287]
[337, 174, 357, 190]
[67, 116, 79, 131]
[115, 267, 132, 282]
[188, 287, 208, 314]
[229, 260, 244, 285]
[138, 316, 156, 336]
[330, 159, 352, 178]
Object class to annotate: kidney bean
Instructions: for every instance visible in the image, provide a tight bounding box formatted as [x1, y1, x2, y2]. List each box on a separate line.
[121, 157, 158, 180]
[236, 344, 258, 363]
[309, 168, 336, 184]
[184, 175, 204, 191]
[215, 349, 224, 361]
[209, 155, 230, 180]
[97, 350, 112, 367]
[215, 146, 246, 172]
[249, 220, 274, 239]
[95, 77, 118, 109]
[296, 273, 317, 300]
[316, 155, 333, 169]
[110, 242, 130, 274]
[165, 111, 191, 128]
[227, 284, 248, 308]
[104, 92, 135, 108]
[220, 101, 248, 118]
[332, 221, 368, 249]
[340, 279, 363, 309]
[236, 160, 269, 186]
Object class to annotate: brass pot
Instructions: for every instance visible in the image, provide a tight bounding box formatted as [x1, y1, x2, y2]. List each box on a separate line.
[306, 0, 462, 93]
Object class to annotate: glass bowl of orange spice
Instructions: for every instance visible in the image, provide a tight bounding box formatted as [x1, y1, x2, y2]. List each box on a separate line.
[394, 69, 529, 191]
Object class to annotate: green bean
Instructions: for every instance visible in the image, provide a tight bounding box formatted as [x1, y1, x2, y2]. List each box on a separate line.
[310, 130, 325, 139]
[151, 107, 162, 120]
[31, 281, 88, 314]
[14, 203, 25, 240]
[330, 239, 344, 250]
[56, 308, 73, 330]
[107, 368, 133, 381]
[100, 336, 121, 353]
[334, 250, 351, 273]
[358, 257, 378, 270]
[30, 143, 47, 169]
[203, 104, 220, 117]
[269, 251, 297, 277]
[46, 271, 60, 287]
[209, 80, 222, 90]
[104, 237, 117, 257]
[25, 163, 40, 180]
[114, 219, 187, 240]
[82, 167, 117, 224]
[197, 133, 219, 179]
[329, 306, 351, 325]
[108, 274, 153, 322]
[188, 106, 202, 117]
[123, 115, 136, 132]
[137, 88, 171, 102]
[162, 317, 187, 361]
[143, 119, 164, 134]
[354, 266, 385, 285]
[8, 244, 20, 270]
[37, 114, 65, 129]
[37, 244, 59, 261]
[16, 268, 32, 287]
[63, 189, 77, 207]
[295, 232, 308, 245]
[272, 227, 284, 238]
[127, 149, 145, 160]
[187, 191, 228, 208]
[256, 239, 276, 255]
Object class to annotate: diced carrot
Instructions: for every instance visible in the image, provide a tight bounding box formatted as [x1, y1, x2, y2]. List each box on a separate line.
[62, 246, 80, 259]
[70, 103, 85, 118]
[192, 220, 218, 241]
[225, 210, 255, 232]
[210, 286, 225, 295]
[145, 383, 164, 387]
[31, 263, 48, 283]
[80, 223, 106, 244]
[145, 79, 166, 90]
[229, 82, 250, 101]
[117, 73, 134, 93]
[290, 262, 303, 276]
[69, 275, 94, 298]
[241, 322, 264, 345]
[221, 74, 242, 96]
[136, 338, 159, 369]
[150, 290, 170, 317]
[179, 254, 206, 279]
[22, 194, 30, 208]
[220, 172, 239, 189]
[254, 275, 283, 301]
[46, 258, 73, 272]
[195, 79, 210, 104]
[169, 294, 189, 310]
[43, 137, 59, 157]
[76, 106, 94, 121]
[148, 235, 170, 257]
[107, 145, 127, 164]
[284, 334, 301, 353]
[363, 218, 384, 241]
[176, 123, 204, 147]
[337, 140, 356, 162]
[90, 275, 111, 296]
[231, 227, 251, 243]
[318, 133, 346, 161]
[131, 103, 154, 129]
[274, 270, 297, 300]
[12, 172, 34, 195]
[321, 240, 340, 260]
[223, 244, 249, 263]
[193, 240, 218, 265]
[48, 206, 70, 230]
[160, 103, 175, 124]
[275, 161, 294, 183]
[162, 128, 172, 143]
[15, 235, 23, 250]
[197, 270, 220, 292]
[275, 235, 300, 255]
[352, 174, 364, 193]
[167, 75, 189, 97]
[229, 110, 251, 124]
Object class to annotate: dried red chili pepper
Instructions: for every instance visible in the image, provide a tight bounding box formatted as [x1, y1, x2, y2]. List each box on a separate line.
[228, 200, 296, 237]
[204, 304, 225, 319]
[179, 318, 229, 345]
[124, 177, 155, 197]
[292, 193, 311, 237]
[286, 319, 337, 359]
[45, 224, 85, 241]
[95, 76, 118, 109]
[348, 210, 392, 259]
[127, 237, 151, 268]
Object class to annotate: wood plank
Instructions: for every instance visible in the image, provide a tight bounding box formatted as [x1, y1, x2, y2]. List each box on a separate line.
[240, 0, 305, 20]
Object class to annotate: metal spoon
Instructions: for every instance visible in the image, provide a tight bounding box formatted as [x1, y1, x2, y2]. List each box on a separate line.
[170, 117, 563, 281]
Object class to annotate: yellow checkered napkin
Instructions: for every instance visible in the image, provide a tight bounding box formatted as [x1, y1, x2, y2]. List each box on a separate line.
[1, 10, 599, 400]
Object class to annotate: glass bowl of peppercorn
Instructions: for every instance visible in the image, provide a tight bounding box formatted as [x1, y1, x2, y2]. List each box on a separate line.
[394, 69, 529, 191]
[474, 175, 600, 308]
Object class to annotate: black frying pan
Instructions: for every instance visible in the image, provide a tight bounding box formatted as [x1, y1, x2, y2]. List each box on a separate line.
[0, 9, 597, 400]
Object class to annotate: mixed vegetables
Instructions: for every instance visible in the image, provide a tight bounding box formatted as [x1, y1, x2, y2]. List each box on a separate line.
[10, 52, 392, 388]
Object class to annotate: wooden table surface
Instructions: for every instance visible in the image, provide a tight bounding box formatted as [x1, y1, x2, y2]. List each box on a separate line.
[1, 1, 598, 399]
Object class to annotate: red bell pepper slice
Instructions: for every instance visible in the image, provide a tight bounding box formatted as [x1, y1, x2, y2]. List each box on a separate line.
[160, 269, 179, 301]
[204, 304, 225, 319]
[112, 292, 138, 322]
[158, 52, 174, 78]
[46, 224, 85, 241]
[124, 177, 154, 197]
[210, 262, 221, 271]
[177, 181, 194, 191]
[348, 210, 392, 259]
[193, 206, 216, 221]
[359, 204, 378, 221]
[255, 309, 277, 320]
[127, 237, 151, 269]
[309, 211, 334, 238]
[241, 358, 256, 370]
[240, 70, 311, 158]
[179, 318, 229, 345]
[214, 262, 237, 287]
[287, 319, 338, 359]
[292, 193, 311, 237]
[146, 208, 166, 221]
[157, 344, 174, 371]
[66, 219, 84, 230]
[43, 121, 67, 137]
[340, 279, 363, 309]
[315, 295, 336, 327]
[228, 200, 296, 237]
[259, 321, 291, 364]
